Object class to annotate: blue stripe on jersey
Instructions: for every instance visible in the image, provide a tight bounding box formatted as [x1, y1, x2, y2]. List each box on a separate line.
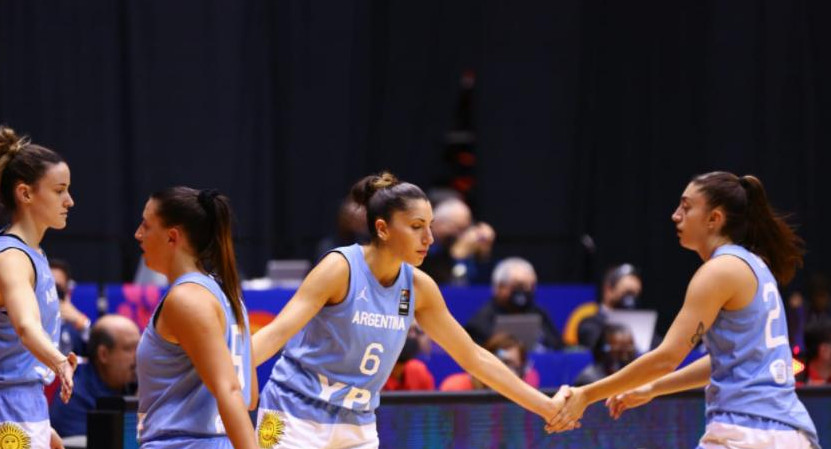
[263, 244, 415, 420]
[0, 233, 61, 387]
[704, 244, 818, 447]
[136, 272, 252, 444]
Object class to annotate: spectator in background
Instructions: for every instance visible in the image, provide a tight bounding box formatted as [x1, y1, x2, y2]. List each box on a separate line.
[419, 198, 495, 284]
[465, 257, 563, 350]
[383, 324, 435, 391]
[50, 259, 90, 357]
[315, 195, 370, 260]
[577, 263, 646, 349]
[805, 273, 831, 326]
[797, 321, 831, 386]
[440, 333, 539, 391]
[50, 314, 140, 437]
[574, 323, 636, 386]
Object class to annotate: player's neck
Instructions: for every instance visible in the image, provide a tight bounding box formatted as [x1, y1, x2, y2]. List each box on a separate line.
[699, 235, 732, 261]
[165, 254, 202, 284]
[5, 218, 45, 249]
[363, 244, 401, 287]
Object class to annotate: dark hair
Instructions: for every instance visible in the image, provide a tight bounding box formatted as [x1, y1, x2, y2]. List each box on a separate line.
[484, 332, 527, 366]
[87, 321, 116, 369]
[49, 258, 72, 280]
[150, 187, 246, 331]
[592, 323, 632, 362]
[602, 263, 639, 289]
[804, 321, 831, 362]
[350, 171, 428, 240]
[0, 125, 65, 213]
[691, 171, 804, 285]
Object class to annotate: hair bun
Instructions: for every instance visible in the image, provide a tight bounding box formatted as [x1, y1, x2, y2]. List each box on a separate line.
[0, 126, 28, 157]
[350, 171, 399, 206]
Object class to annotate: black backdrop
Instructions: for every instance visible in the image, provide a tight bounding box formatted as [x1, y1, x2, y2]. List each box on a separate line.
[2, 0, 830, 332]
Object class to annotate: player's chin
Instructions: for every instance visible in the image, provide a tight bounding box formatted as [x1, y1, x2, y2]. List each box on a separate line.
[52, 218, 69, 230]
[410, 253, 428, 266]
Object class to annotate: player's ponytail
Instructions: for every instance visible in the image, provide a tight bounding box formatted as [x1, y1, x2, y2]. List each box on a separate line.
[692, 171, 803, 285]
[151, 187, 246, 331]
[350, 171, 428, 240]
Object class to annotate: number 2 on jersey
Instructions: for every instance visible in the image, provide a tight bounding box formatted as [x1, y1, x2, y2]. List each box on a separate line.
[762, 282, 788, 349]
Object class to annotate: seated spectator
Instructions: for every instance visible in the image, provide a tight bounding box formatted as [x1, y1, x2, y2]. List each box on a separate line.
[440, 333, 539, 391]
[50, 259, 90, 356]
[806, 273, 831, 326]
[419, 198, 494, 284]
[574, 323, 636, 386]
[315, 195, 370, 260]
[797, 321, 831, 386]
[465, 257, 563, 350]
[50, 315, 140, 437]
[577, 263, 652, 349]
[383, 324, 435, 391]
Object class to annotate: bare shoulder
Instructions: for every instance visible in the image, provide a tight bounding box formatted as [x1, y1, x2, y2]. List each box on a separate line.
[0, 249, 34, 285]
[697, 253, 755, 286]
[163, 282, 223, 323]
[413, 268, 443, 310]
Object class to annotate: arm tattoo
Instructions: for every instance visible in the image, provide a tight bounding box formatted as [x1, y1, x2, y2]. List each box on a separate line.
[690, 322, 705, 347]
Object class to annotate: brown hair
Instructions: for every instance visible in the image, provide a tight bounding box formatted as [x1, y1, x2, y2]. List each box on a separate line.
[350, 171, 428, 240]
[150, 187, 246, 331]
[0, 126, 64, 213]
[691, 171, 804, 285]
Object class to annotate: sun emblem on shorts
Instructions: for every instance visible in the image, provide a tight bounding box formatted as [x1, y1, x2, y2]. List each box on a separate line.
[257, 411, 285, 448]
[0, 422, 31, 449]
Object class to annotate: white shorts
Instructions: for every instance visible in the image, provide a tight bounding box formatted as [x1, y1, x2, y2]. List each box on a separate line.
[0, 419, 51, 449]
[698, 421, 814, 449]
[256, 408, 378, 449]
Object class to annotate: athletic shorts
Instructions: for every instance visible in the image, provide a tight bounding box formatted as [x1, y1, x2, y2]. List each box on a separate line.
[0, 383, 51, 449]
[698, 412, 815, 449]
[256, 381, 378, 449]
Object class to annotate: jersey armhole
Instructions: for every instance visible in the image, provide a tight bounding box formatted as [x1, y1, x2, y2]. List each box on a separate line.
[322, 250, 351, 307]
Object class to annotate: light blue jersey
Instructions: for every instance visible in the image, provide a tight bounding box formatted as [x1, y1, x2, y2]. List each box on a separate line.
[136, 272, 252, 447]
[263, 244, 416, 425]
[0, 232, 61, 388]
[705, 244, 818, 446]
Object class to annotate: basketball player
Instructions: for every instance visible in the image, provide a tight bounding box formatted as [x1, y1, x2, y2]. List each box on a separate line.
[135, 187, 258, 449]
[0, 126, 77, 449]
[549, 172, 819, 449]
[252, 172, 572, 448]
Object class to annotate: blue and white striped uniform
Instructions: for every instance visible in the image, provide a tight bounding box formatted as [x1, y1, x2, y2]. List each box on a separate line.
[0, 232, 61, 449]
[257, 244, 416, 448]
[701, 244, 819, 449]
[136, 272, 252, 449]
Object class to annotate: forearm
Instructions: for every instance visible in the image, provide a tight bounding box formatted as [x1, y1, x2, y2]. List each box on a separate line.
[463, 346, 552, 417]
[582, 348, 681, 404]
[252, 324, 289, 366]
[648, 355, 711, 397]
[216, 387, 258, 449]
[18, 323, 66, 369]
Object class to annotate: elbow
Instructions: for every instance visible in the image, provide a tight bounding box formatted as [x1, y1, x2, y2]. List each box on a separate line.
[648, 347, 685, 375]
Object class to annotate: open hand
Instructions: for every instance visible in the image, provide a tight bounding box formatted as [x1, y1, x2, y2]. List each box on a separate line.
[55, 352, 78, 404]
[606, 383, 655, 420]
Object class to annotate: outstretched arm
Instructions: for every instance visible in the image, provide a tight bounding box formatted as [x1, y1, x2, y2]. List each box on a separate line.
[161, 283, 257, 449]
[0, 250, 76, 403]
[606, 355, 710, 419]
[251, 253, 349, 366]
[413, 269, 570, 424]
[547, 256, 750, 431]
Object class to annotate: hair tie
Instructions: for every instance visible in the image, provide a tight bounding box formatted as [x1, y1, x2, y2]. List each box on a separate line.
[197, 189, 220, 228]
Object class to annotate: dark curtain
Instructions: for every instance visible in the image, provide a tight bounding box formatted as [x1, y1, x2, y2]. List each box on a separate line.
[2, 0, 829, 331]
